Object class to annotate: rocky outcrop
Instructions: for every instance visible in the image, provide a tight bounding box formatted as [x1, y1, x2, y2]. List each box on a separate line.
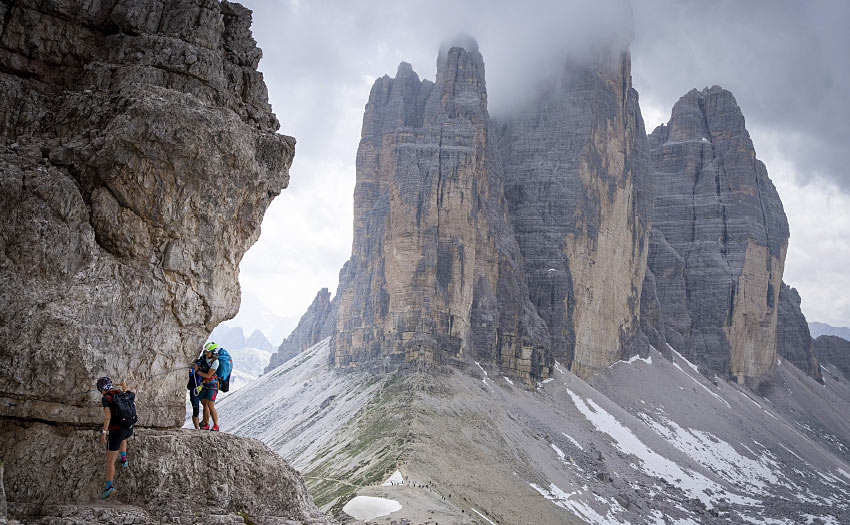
[331, 39, 550, 384]
[815, 335, 850, 379]
[496, 51, 652, 377]
[645, 87, 789, 383]
[0, 0, 293, 428]
[266, 288, 334, 373]
[776, 283, 822, 382]
[0, 1, 328, 522]
[0, 425, 333, 524]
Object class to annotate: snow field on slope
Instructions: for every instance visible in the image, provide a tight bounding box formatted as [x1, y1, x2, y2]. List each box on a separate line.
[636, 413, 793, 495]
[566, 388, 758, 509]
[529, 481, 628, 525]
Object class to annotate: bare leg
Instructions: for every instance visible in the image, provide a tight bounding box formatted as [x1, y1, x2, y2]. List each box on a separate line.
[106, 449, 118, 482]
[192, 415, 199, 429]
[201, 399, 210, 426]
[210, 402, 218, 427]
[120, 439, 127, 453]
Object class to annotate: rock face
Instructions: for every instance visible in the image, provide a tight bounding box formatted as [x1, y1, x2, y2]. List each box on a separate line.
[776, 283, 822, 382]
[330, 40, 551, 384]
[645, 87, 789, 383]
[324, 39, 654, 382]
[0, 0, 293, 428]
[266, 288, 334, 373]
[496, 51, 652, 377]
[0, 1, 329, 522]
[0, 425, 333, 524]
[816, 335, 850, 379]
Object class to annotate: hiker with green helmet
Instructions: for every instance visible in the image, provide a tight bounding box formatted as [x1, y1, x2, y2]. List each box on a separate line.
[193, 342, 221, 431]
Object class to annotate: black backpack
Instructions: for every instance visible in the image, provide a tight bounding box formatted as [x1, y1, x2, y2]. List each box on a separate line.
[109, 391, 138, 428]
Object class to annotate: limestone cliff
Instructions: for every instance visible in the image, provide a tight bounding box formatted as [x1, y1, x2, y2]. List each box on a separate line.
[266, 287, 334, 373]
[330, 40, 551, 384]
[496, 51, 652, 377]
[776, 283, 822, 382]
[0, 1, 331, 523]
[0, 0, 293, 428]
[646, 87, 789, 383]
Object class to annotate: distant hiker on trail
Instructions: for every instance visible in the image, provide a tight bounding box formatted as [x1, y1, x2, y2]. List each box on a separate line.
[97, 376, 137, 499]
[194, 342, 221, 431]
[187, 357, 203, 429]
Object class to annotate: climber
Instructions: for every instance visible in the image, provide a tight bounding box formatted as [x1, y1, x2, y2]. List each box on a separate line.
[187, 357, 203, 429]
[194, 342, 220, 431]
[97, 376, 134, 499]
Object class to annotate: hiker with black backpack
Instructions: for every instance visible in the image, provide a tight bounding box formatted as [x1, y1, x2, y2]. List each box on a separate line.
[96, 376, 137, 499]
[194, 342, 222, 431]
[187, 357, 203, 429]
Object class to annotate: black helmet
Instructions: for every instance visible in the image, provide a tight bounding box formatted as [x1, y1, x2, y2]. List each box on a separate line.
[96, 376, 113, 391]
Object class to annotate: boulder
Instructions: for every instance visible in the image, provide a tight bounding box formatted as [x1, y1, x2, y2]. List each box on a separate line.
[0, 424, 332, 524]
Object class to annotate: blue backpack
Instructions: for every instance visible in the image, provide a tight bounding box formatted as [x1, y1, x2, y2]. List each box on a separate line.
[216, 348, 233, 392]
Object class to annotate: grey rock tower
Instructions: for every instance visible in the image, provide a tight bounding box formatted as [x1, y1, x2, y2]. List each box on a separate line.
[645, 87, 789, 383]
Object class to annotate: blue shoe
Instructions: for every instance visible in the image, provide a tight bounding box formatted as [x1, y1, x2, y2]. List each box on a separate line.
[120, 459, 129, 468]
[100, 486, 116, 499]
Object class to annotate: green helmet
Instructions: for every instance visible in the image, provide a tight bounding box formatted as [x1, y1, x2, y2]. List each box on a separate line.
[203, 342, 219, 356]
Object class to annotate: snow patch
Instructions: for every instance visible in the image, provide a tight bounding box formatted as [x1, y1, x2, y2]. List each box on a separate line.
[382, 470, 404, 486]
[638, 413, 793, 495]
[529, 482, 627, 525]
[669, 346, 699, 374]
[551, 443, 566, 461]
[562, 432, 584, 451]
[803, 514, 841, 525]
[503, 376, 514, 386]
[471, 507, 497, 524]
[614, 354, 653, 366]
[668, 359, 731, 409]
[342, 496, 401, 521]
[475, 361, 493, 387]
[566, 389, 758, 508]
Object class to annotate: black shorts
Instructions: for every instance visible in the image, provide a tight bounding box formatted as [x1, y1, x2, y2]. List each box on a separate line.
[107, 426, 133, 451]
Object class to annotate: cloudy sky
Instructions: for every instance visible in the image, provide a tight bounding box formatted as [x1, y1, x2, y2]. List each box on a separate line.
[230, 0, 850, 338]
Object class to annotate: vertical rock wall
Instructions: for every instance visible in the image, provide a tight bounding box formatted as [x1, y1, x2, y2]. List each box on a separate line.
[0, 0, 294, 428]
[646, 87, 788, 382]
[265, 287, 334, 373]
[775, 283, 822, 382]
[331, 42, 550, 384]
[496, 52, 652, 377]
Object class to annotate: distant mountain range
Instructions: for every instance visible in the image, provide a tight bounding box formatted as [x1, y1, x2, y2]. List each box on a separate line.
[221, 291, 299, 347]
[810, 322, 850, 341]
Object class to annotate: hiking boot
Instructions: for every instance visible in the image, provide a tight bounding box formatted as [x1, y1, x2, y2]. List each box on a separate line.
[200, 423, 210, 430]
[119, 459, 129, 468]
[211, 425, 219, 432]
[99, 486, 116, 499]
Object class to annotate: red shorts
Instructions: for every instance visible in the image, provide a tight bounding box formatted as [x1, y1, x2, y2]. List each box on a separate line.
[199, 387, 218, 402]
